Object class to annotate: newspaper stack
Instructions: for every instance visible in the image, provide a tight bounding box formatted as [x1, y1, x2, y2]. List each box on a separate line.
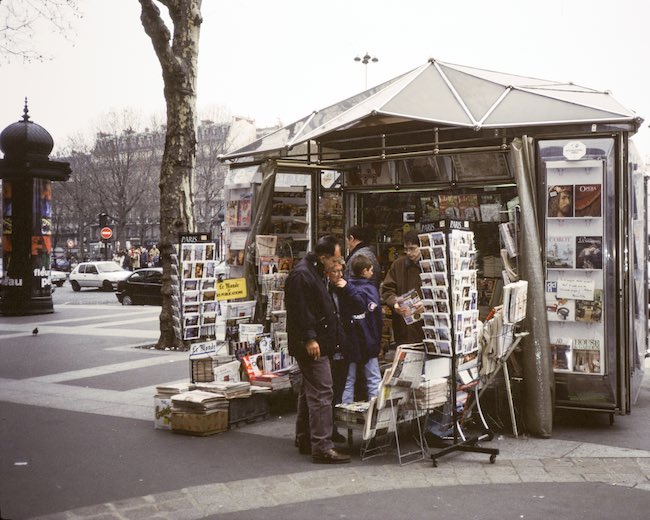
[171, 390, 229, 412]
[155, 382, 195, 398]
[334, 401, 370, 426]
[414, 377, 448, 410]
[250, 373, 291, 390]
[194, 381, 252, 399]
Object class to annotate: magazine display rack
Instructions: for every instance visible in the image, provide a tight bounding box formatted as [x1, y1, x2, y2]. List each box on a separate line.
[418, 220, 499, 466]
[334, 344, 427, 465]
[544, 160, 606, 379]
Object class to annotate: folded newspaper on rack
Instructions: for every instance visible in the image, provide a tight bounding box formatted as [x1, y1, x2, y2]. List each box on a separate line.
[502, 280, 528, 324]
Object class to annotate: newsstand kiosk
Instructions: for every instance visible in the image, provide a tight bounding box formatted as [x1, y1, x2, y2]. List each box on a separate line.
[220, 59, 646, 438]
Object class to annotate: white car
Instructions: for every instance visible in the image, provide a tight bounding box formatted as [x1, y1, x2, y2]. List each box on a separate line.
[69, 261, 131, 292]
[50, 269, 68, 287]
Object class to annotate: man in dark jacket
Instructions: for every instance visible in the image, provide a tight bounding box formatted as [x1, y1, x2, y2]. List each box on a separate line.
[285, 235, 350, 464]
[345, 225, 381, 289]
[380, 230, 425, 346]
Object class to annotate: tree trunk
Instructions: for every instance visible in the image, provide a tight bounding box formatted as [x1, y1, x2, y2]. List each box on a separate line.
[139, 0, 202, 349]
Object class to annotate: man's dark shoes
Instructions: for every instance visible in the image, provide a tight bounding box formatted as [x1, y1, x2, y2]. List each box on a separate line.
[332, 430, 347, 444]
[295, 437, 311, 455]
[312, 448, 350, 464]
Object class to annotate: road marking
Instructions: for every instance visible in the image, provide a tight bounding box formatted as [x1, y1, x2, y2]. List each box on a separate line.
[27, 353, 188, 383]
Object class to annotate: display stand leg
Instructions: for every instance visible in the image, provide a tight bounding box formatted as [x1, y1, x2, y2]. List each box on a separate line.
[502, 362, 519, 438]
[393, 390, 426, 465]
[430, 437, 499, 467]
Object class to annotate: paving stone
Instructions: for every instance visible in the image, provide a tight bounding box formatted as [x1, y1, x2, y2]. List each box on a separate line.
[154, 498, 196, 513]
[118, 505, 160, 520]
[487, 474, 522, 484]
[66, 504, 115, 517]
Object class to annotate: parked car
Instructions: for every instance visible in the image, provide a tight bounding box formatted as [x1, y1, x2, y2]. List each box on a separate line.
[69, 261, 131, 292]
[115, 261, 229, 305]
[50, 269, 68, 287]
[116, 268, 163, 306]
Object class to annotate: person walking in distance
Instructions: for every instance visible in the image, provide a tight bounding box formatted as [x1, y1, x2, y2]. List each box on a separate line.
[285, 235, 350, 464]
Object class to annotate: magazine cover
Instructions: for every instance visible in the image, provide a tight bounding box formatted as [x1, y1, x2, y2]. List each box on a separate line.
[574, 183, 602, 217]
[438, 194, 460, 218]
[575, 236, 603, 269]
[545, 281, 575, 322]
[420, 195, 440, 222]
[547, 185, 573, 218]
[458, 193, 480, 221]
[237, 198, 252, 228]
[572, 339, 602, 374]
[396, 288, 423, 324]
[546, 235, 574, 269]
[575, 289, 603, 323]
[550, 338, 572, 371]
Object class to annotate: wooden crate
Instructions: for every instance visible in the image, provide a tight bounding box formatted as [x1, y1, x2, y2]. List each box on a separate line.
[171, 409, 228, 436]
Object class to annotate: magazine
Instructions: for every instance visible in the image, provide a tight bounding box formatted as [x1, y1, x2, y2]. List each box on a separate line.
[547, 185, 573, 218]
[545, 280, 575, 321]
[574, 183, 602, 218]
[396, 288, 423, 324]
[458, 193, 480, 221]
[572, 339, 602, 374]
[550, 338, 572, 371]
[499, 221, 518, 258]
[575, 289, 603, 323]
[575, 236, 602, 269]
[420, 195, 440, 222]
[438, 194, 461, 218]
[546, 235, 574, 269]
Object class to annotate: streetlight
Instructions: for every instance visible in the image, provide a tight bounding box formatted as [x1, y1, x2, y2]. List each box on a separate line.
[354, 52, 378, 90]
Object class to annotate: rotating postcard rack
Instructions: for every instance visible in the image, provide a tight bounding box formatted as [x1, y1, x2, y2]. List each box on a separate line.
[418, 219, 499, 466]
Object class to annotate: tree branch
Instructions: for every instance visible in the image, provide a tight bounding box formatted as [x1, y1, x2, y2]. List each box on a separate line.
[138, 0, 180, 79]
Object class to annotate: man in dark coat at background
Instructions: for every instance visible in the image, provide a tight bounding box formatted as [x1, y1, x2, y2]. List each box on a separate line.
[381, 230, 425, 346]
[285, 235, 350, 464]
[345, 225, 382, 289]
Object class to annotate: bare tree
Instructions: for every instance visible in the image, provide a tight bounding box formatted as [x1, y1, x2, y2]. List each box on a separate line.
[0, 0, 80, 62]
[52, 142, 100, 261]
[139, 0, 202, 349]
[195, 119, 232, 237]
[89, 111, 161, 250]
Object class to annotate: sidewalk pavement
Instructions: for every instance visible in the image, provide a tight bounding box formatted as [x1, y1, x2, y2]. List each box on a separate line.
[2, 305, 650, 519]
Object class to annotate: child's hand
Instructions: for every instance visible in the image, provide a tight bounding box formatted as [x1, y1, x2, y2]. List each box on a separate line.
[335, 278, 347, 288]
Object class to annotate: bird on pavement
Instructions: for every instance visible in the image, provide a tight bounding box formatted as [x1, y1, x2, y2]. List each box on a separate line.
[32, 327, 39, 335]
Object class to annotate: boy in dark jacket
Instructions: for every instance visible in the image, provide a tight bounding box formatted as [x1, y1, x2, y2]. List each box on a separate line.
[334, 253, 383, 403]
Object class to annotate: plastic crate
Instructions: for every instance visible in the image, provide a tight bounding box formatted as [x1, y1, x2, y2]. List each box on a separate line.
[228, 394, 270, 427]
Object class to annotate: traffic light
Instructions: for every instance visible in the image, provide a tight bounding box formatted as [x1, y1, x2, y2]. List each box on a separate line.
[99, 213, 109, 227]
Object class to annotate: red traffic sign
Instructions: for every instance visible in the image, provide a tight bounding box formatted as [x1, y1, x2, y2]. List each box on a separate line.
[100, 226, 113, 240]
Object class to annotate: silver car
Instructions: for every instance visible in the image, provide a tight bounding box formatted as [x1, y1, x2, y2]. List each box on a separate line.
[69, 261, 131, 292]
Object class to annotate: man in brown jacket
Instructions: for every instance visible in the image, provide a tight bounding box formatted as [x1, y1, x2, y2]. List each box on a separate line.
[380, 230, 425, 346]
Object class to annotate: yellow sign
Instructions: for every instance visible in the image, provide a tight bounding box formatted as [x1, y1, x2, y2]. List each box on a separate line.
[216, 278, 247, 301]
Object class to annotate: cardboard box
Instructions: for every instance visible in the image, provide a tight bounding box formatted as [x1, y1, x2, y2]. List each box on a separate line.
[154, 395, 173, 430]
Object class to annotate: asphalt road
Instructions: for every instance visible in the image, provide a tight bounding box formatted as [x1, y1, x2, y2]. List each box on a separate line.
[51, 280, 127, 306]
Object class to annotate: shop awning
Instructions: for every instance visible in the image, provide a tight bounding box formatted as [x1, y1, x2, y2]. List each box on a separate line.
[222, 58, 641, 162]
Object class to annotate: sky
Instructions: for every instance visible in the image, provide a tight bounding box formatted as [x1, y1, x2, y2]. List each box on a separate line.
[1, 0, 649, 159]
